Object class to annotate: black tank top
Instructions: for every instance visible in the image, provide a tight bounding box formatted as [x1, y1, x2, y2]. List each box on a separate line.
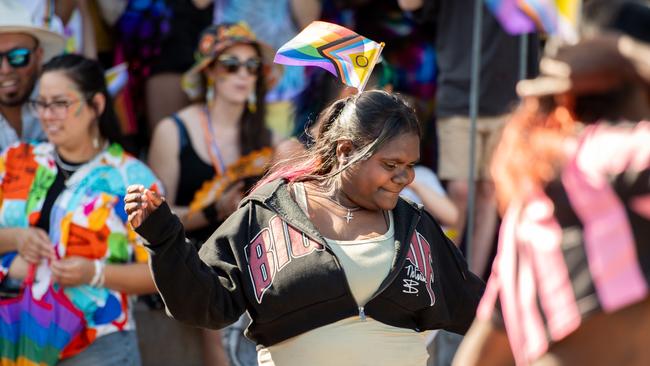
[171, 114, 221, 243]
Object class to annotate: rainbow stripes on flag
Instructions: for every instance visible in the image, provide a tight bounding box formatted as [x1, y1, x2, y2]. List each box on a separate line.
[105, 63, 129, 97]
[484, 0, 536, 34]
[0, 284, 84, 365]
[519, 0, 581, 43]
[485, 0, 581, 43]
[274, 21, 384, 91]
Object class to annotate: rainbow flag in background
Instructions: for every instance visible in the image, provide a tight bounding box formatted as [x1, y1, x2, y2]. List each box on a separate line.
[105, 63, 129, 97]
[518, 0, 581, 43]
[485, 0, 581, 42]
[485, 0, 536, 34]
[274, 21, 384, 91]
[0, 267, 85, 366]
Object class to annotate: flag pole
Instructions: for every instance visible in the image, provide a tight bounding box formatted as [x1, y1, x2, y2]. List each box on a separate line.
[519, 33, 529, 81]
[357, 42, 385, 93]
[466, 0, 484, 268]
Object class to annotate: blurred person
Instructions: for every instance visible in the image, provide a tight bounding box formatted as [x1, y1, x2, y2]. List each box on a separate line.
[126, 89, 485, 366]
[148, 22, 278, 366]
[0, 54, 160, 365]
[23, 0, 97, 58]
[208, 0, 322, 138]
[0, 0, 64, 152]
[454, 4, 650, 364]
[400, 165, 458, 228]
[145, 0, 214, 136]
[398, 0, 539, 279]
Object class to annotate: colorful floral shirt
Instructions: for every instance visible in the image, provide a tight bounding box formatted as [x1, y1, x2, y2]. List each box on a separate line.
[0, 142, 161, 344]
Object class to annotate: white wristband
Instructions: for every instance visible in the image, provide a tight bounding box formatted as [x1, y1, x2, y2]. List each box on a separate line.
[90, 259, 105, 287]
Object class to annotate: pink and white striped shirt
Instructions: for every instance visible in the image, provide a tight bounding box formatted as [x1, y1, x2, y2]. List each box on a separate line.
[478, 121, 650, 365]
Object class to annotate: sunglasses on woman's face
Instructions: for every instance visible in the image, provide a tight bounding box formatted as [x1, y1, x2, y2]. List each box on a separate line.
[216, 56, 261, 75]
[0, 48, 33, 69]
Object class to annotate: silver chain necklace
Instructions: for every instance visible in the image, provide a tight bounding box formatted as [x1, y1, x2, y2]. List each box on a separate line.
[322, 195, 362, 224]
[54, 151, 83, 180]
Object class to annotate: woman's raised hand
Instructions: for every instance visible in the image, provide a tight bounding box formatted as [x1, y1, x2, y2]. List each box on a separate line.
[124, 185, 165, 229]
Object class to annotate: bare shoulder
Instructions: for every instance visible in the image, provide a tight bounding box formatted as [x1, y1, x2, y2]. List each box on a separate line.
[176, 103, 204, 121]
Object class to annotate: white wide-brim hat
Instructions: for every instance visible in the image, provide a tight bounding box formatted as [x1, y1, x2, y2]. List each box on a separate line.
[0, 1, 65, 62]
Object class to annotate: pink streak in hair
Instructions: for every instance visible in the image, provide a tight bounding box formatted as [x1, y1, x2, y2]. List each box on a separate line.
[252, 158, 320, 192]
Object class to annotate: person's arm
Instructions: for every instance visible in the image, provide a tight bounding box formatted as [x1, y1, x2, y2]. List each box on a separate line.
[49, 258, 156, 294]
[290, 0, 322, 30]
[452, 318, 514, 366]
[54, 0, 77, 24]
[77, 0, 97, 59]
[407, 170, 459, 226]
[126, 186, 248, 329]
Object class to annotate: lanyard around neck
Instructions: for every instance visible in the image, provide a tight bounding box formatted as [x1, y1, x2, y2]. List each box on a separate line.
[200, 106, 227, 176]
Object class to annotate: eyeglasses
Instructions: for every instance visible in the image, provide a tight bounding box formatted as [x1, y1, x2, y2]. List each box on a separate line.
[216, 56, 261, 75]
[29, 99, 82, 119]
[0, 48, 33, 68]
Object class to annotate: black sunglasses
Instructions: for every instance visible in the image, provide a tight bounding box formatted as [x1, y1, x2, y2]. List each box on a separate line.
[0, 48, 33, 68]
[216, 56, 261, 75]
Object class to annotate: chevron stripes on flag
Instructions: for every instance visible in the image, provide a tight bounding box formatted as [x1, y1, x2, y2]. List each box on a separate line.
[274, 21, 384, 91]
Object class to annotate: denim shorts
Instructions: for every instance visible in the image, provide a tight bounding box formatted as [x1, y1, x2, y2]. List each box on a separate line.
[222, 314, 257, 366]
[57, 330, 142, 366]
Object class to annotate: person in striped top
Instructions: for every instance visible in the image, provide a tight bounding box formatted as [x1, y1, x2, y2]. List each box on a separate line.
[454, 2, 650, 365]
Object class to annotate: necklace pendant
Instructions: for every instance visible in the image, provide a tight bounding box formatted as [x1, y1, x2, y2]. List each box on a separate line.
[344, 209, 354, 223]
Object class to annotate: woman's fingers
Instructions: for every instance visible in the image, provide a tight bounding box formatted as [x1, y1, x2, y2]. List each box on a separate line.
[37, 243, 55, 261]
[124, 191, 144, 204]
[126, 184, 145, 194]
[124, 201, 145, 214]
[147, 189, 164, 206]
[34, 228, 50, 243]
[128, 211, 143, 228]
[125, 185, 167, 228]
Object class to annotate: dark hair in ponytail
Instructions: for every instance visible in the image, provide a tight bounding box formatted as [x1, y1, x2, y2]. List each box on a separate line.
[42, 54, 124, 147]
[255, 90, 420, 190]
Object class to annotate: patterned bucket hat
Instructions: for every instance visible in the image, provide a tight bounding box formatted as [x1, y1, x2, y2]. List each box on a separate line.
[182, 22, 282, 100]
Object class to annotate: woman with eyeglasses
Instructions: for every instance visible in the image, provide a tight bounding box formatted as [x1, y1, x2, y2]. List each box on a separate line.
[147, 22, 279, 365]
[0, 54, 161, 365]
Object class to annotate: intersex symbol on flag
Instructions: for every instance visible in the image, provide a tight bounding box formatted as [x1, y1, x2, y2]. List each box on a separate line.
[274, 21, 384, 92]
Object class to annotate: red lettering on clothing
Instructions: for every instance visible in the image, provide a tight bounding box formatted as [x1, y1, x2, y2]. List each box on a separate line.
[247, 216, 324, 303]
[406, 232, 436, 305]
[246, 229, 275, 303]
[269, 216, 291, 270]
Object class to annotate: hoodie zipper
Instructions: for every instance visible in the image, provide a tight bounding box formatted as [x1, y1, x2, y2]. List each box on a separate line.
[322, 240, 367, 320]
[360, 214, 421, 316]
[262, 183, 420, 321]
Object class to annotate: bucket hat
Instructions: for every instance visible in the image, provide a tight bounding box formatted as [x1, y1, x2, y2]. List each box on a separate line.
[182, 22, 282, 99]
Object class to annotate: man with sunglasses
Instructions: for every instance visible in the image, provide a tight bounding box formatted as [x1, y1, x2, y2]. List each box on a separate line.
[0, 1, 64, 152]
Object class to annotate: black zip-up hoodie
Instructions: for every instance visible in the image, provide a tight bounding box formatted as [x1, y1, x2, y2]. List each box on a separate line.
[136, 179, 485, 347]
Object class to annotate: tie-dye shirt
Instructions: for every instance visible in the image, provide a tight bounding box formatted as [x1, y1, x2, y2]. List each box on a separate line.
[0, 142, 161, 345]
